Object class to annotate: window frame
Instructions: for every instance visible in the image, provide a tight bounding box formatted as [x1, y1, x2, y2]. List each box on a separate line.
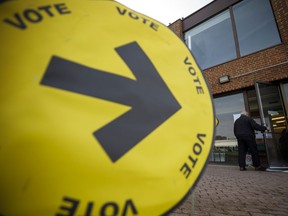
[184, 0, 282, 70]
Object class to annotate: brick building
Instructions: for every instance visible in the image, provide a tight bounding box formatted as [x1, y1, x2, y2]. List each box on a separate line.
[169, 0, 288, 169]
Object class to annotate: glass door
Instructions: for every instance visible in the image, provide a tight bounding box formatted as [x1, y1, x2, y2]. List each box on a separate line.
[255, 82, 288, 169]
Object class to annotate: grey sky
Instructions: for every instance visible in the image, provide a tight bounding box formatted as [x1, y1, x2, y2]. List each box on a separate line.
[116, 0, 214, 25]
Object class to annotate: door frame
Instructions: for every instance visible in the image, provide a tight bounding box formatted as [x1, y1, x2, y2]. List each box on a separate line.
[254, 81, 288, 169]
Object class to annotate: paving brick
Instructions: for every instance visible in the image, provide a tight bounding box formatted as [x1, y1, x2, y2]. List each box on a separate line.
[168, 164, 288, 216]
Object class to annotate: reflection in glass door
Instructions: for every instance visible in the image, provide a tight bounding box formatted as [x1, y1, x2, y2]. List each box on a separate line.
[255, 82, 288, 169]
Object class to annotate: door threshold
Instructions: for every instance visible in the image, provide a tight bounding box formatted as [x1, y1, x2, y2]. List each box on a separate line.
[266, 167, 288, 172]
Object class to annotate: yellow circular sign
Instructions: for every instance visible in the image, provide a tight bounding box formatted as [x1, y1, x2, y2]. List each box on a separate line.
[0, 1, 215, 215]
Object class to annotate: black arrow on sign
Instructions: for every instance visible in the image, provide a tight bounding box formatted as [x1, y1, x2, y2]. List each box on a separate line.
[41, 41, 181, 162]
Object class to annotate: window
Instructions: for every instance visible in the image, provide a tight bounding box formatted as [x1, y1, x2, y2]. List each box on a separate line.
[185, 10, 236, 69]
[214, 93, 245, 141]
[282, 83, 288, 115]
[210, 93, 245, 164]
[185, 0, 281, 69]
[233, 0, 281, 56]
[283, 83, 288, 102]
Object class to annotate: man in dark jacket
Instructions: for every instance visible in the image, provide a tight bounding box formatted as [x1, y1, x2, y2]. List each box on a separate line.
[234, 110, 268, 171]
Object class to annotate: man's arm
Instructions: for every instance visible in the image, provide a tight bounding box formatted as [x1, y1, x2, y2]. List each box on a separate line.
[250, 118, 267, 132]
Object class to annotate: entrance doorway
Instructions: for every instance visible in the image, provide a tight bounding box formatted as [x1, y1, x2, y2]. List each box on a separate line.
[255, 82, 288, 169]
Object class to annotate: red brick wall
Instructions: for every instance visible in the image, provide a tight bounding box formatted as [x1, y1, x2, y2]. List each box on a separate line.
[205, 44, 288, 95]
[168, 19, 183, 39]
[272, 0, 288, 44]
[169, 0, 288, 96]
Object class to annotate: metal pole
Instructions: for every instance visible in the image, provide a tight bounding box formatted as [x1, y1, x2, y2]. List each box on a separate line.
[255, 82, 266, 126]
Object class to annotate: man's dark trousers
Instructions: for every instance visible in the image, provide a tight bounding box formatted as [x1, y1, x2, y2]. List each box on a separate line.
[237, 135, 261, 168]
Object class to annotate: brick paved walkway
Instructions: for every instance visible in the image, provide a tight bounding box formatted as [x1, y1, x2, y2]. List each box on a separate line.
[169, 164, 288, 216]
